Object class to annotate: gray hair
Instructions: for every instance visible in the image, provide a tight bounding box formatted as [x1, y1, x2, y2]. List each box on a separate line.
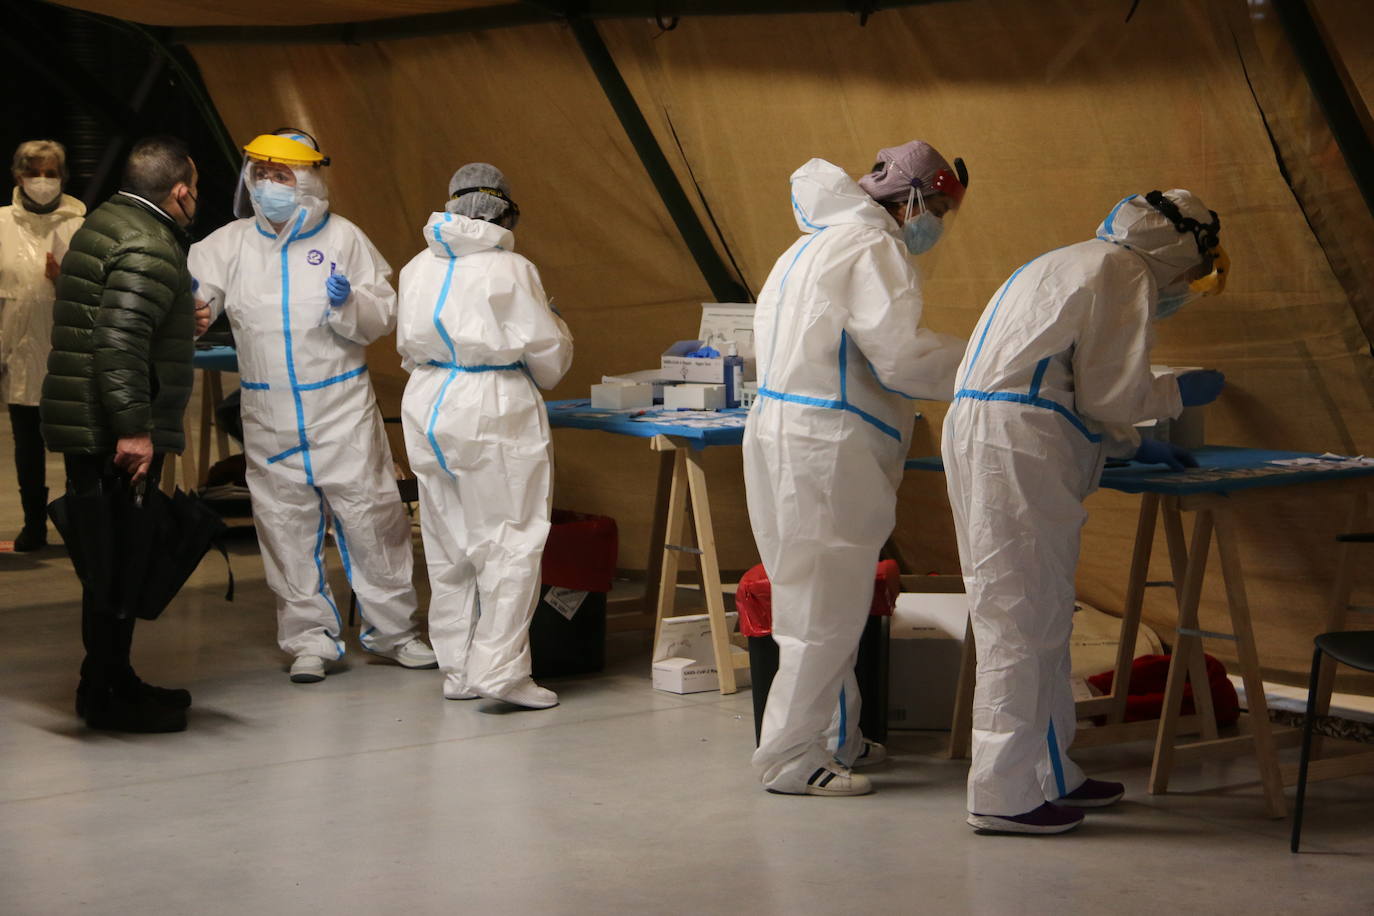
[12, 139, 68, 180]
[121, 135, 194, 201]
[446, 162, 518, 229]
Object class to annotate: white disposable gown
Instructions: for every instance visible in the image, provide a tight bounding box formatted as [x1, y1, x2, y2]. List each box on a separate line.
[397, 213, 572, 699]
[942, 190, 1211, 816]
[0, 190, 85, 405]
[189, 196, 420, 659]
[744, 158, 965, 791]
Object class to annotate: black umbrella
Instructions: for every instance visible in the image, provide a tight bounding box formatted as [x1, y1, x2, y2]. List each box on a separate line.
[50, 475, 233, 621]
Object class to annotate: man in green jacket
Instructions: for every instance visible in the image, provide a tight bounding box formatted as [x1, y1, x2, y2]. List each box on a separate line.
[40, 135, 207, 733]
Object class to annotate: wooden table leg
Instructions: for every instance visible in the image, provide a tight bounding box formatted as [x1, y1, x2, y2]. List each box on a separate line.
[1150, 509, 1214, 795]
[1106, 493, 1160, 725]
[653, 445, 690, 652]
[1214, 510, 1287, 818]
[208, 371, 228, 462]
[684, 446, 738, 695]
[1163, 499, 1219, 741]
[196, 370, 214, 489]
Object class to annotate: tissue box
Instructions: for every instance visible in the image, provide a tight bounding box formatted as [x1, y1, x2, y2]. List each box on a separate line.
[663, 383, 725, 410]
[661, 340, 725, 384]
[591, 382, 654, 409]
[888, 592, 968, 731]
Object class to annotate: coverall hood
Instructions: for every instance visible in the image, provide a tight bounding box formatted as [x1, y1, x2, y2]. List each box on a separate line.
[423, 211, 515, 258]
[1095, 189, 1216, 295]
[789, 158, 898, 235]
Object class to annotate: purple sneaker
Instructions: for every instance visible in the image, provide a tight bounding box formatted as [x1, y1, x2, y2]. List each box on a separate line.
[967, 802, 1085, 835]
[1058, 778, 1125, 808]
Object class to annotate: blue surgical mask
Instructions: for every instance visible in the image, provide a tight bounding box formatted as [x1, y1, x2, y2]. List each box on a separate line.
[902, 209, 944, 256]
[252, 180, 300, 223]
[1156, 288, 1198, 319]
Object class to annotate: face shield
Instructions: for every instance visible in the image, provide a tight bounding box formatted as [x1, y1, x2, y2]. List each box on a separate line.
[232, 130, 331, 224]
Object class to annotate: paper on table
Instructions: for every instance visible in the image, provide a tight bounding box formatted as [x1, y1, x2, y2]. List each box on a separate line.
[1269, 453, 1374, 469]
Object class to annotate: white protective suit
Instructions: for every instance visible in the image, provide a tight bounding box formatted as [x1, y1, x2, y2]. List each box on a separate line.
[397, 212, 572, 699]
[942, 190, 1213, 816]
[0, 189, 85, 405]
[745, 158, 965, 791]
[189, 193, 421, 660]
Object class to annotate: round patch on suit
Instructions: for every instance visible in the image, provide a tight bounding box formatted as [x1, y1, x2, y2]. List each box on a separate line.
[306, 249, 324, 266]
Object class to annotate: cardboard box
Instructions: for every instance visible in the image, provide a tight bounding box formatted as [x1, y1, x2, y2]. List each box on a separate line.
[663, 383, 726, 410]
[888, 593, 968, 731]
[653, 649, 752, 694]
[590, 382, 654, 409]
[652, 611, 751, 694]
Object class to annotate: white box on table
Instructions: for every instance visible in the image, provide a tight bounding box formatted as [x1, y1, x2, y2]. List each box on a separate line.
[888, 592, 968, 731]
[661, 340, 725, 384]
[663, 383, 726, 410]
[590, 382, 654, 409]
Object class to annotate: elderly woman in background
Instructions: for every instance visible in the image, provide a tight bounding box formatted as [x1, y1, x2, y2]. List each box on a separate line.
[0, 140, 86, 550]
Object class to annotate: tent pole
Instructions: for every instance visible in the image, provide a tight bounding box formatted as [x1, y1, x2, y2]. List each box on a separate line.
[1272, 0, 1374, 218]
[565, 15, 749, 303]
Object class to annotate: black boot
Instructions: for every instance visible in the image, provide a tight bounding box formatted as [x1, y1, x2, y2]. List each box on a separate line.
[80, 685, 187, 733]
[77, 672, 192, 717]
[13, 486, 48, 551]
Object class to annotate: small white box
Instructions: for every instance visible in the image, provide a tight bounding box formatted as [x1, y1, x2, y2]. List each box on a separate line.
[652, 611, 751, 693]
[888, 593, 968, 731]
[652, 650, 752, 694]
[591, 382, 654, 409]
[661, 340, 726, 384]
[663, 383, 726, 410]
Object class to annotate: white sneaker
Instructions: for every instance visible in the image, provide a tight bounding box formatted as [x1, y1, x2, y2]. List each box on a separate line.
[289, 655, 327, 684]
[768, 763, 873, 797]
[487, 678, 558, 709]
[380, 637, 438, 669]
[851, 740, 888, 768]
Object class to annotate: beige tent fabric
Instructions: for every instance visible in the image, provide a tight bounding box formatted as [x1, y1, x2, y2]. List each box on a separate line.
[180, 0, 1374, 682]
[56, 1, 491, 28]
[600, 0, 1374, 682]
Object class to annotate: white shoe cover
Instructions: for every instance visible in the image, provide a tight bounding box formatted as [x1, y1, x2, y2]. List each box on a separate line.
[487, 678, 558, 709]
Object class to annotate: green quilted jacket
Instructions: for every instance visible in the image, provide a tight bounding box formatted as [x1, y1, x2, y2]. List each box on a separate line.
[40, 193, 195, 454]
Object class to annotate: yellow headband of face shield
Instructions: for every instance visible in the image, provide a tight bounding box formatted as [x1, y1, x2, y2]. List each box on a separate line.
[242, 134, 328, 168]
[1189, 245, 1230, 297]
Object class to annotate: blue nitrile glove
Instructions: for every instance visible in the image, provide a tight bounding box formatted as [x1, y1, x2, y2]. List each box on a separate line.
[684, 345, 720, 359]
[326, 272, 351, 308]
[1134, 438, 1198, 472]
[1176, 369, 1225, 407]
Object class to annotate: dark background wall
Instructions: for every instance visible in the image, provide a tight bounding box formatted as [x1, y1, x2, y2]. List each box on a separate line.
[0, 0, 238, 238]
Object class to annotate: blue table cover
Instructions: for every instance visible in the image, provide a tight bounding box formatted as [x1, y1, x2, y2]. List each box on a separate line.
[547, 399, 747, 448]
[192, 345, 239, 373]
[906, 445, 1374, 496]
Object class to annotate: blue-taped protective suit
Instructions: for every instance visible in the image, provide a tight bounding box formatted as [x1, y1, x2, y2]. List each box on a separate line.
[942, 190, 1213, 816]
[189, 195, 420, 660]
[397, 213, 572, 702]
[744, 158, 965, 791]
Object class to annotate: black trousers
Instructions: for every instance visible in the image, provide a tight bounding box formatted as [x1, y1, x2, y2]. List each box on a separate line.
[9, 402, 45, 493]
[66, 452, 165, 689]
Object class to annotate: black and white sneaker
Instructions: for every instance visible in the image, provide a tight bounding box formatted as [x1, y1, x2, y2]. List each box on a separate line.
[852, 740, 888, 768]
[769, 764, 873, 797]
[968, 802, 1085, 835]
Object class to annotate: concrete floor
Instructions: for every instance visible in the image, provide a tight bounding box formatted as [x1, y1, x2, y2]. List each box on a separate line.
[3, 412, 1374, 915]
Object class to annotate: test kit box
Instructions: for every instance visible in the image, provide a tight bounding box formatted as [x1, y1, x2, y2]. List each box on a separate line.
[663, 383, 726, 410]
[887, 592, 968, 731]
[652, 611, 751, 694]
[590, 382, 654, 409]
[661, 340, 727, 384]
